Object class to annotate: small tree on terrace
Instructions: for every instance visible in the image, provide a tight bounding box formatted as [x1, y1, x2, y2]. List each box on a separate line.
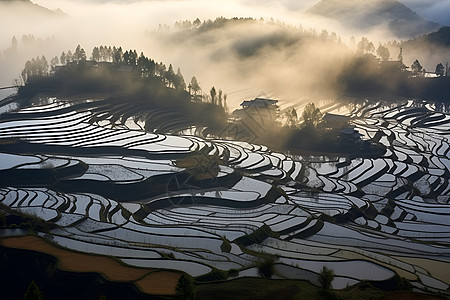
[319, 266, 335, 290]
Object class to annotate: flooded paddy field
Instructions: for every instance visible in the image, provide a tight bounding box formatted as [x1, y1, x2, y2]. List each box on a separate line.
[0, 97, 449, 295]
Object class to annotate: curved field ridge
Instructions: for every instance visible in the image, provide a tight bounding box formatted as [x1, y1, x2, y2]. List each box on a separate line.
[0, 98, 449, 295]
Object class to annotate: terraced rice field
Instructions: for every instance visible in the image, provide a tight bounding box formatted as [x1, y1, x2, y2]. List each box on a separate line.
[0, 97, 449, 295]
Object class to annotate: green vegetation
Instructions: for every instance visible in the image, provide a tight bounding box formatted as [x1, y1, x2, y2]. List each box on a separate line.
[176, 273, 196, 300]
[175, 150, 221, 180]
[195, 267, 239, 283]
[23, 281, 44, 300]
[0, 205, 54, 233]
[17, 45, 228, 134]
[160, 251, 175, 259]
[319, 266, 335, 290]
[234, 224, 279, 247]
[220, 236, 231, 253]
[256, 255, 278, 278]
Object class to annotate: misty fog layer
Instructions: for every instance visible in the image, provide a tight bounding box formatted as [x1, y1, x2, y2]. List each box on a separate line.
[1, 0, 449, 108]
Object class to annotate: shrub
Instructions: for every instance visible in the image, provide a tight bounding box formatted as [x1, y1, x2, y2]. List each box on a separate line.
[160, 251, 175, 259]
[175, 273, 195, 300]
[319, 266, 335, 290]
[23, 281, 43, 300]
[257, 255, 278, 278]
[220, 236, 231, 253]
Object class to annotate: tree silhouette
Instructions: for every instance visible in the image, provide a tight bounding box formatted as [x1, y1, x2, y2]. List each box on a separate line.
[411, 59, 423, 76]
[357, 37, 375, 54]
[50, 56, 59, 67]
[73, 44, 83, 61]
[302, 103, 322, 128]
[376, 43, 390, 61]
[435, 63, 445, 77]
[175, 68, 186, 91]
[210, 86, 217, 105]
[218, 89, 223, 107]
[60, 51, 66, 65]
[92, 47, 100, 62]
[66, 50, 73, 63]
[189, 76, 201, 100]
[165, 64, 176, 88]
[285, 108, 298, 128]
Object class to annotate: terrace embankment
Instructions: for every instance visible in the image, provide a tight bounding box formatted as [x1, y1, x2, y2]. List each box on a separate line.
[0, 234, 180, 296]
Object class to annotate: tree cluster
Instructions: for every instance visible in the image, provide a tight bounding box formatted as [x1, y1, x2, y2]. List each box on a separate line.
[20, 44, 229, 115]
[21, 56, 49, 82]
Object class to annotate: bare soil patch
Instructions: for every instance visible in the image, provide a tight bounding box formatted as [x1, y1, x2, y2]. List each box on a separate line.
[0, 235, 179, 295]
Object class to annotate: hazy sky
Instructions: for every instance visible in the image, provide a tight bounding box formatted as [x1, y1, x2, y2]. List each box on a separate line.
[2, 0, 449, 105]
[35, 0, 450, 25]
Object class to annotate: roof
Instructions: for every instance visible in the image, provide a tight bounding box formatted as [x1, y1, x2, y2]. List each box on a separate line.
[240, 98, 278, 107]
[340, 128, 360, 135]
[322, 113, 350, 122]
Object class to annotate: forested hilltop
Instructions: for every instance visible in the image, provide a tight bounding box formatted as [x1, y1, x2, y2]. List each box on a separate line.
[16, 45, 228, 133]
[153, 17, 450, 102]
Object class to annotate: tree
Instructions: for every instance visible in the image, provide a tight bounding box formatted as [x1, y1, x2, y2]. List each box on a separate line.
[79, 47, 87, 61]
[285, 108, 298, 128]
[411, 59, 423, 76]
[175, 273, 195, 300]
[175, 68, 186, 91]
[193, 18, 201, 28]
[113, 46, 123, 63]
[376, 43, 390, 61]
[302, 103, 322, 128]
[50, 56, 59, 67]
[357, 37, 375, 54]
[223, 94, 229, 114]
[23, 280, 44, 300]
[435, 63, 445, 77]
[92, 47, 100, 62]
[11, 35, 18, 50]
[319, 266, 335, 290]
[257, 255, 278, 278]
[210, 86, 217, 105]
[165, 64, 176, 88]
[218, 89, 223, 107]
[73, 44, 83, 61]
[60, 51, 66, 65]
[66, 50, 73, 63]
[189, 76, 201, 100]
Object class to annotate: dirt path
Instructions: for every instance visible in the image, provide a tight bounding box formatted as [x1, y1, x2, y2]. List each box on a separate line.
[0, 235, 180, 295]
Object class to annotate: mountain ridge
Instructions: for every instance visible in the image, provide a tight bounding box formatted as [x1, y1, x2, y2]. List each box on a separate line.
[0, 0, 65, 16]
[307, 0, 440, 38]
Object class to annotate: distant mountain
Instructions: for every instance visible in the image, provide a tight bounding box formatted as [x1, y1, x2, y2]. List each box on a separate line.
[0, 0, 65, 17]
[414, 26, 450, 47]
[307, 0, 440, 38]
[400, 26, 450, 67]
